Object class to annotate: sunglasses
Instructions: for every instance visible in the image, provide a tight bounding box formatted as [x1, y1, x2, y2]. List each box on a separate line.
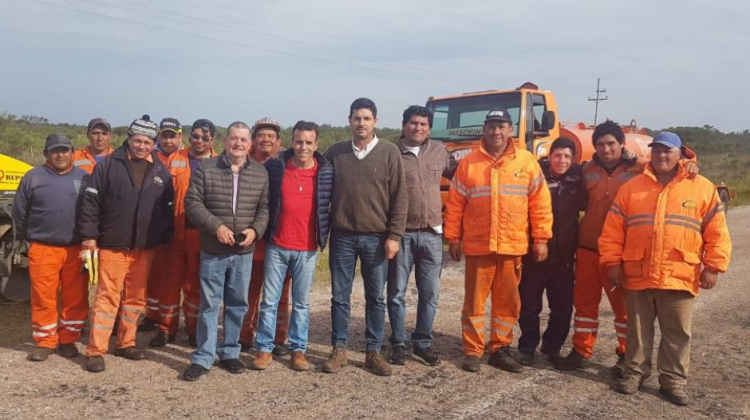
[190, 133, 212, 142]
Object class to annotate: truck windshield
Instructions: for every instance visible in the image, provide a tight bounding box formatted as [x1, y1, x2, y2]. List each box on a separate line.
[427, 92, 521, 141]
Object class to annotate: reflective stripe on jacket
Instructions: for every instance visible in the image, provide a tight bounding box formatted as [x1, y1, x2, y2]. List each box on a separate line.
[73, 146, 114, 175]
[444, 141, 552, 256]
[598, 163, 731, 296]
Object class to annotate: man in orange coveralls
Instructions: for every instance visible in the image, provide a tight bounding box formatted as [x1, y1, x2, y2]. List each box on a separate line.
[444, 109, 553, 373]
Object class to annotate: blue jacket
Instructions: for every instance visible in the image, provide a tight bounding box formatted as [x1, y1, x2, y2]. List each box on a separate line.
[264, 149, 333, 250]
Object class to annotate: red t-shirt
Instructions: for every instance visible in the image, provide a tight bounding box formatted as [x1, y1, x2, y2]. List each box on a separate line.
[273, 159, 318, 251]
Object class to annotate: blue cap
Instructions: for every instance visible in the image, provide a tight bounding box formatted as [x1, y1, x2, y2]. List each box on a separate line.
[649, 132, 682, 149]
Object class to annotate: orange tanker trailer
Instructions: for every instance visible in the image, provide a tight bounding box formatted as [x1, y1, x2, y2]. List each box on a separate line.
[426, 82, 733, 207]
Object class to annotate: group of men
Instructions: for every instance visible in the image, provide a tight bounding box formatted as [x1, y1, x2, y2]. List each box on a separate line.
[12, 98, 731, 406]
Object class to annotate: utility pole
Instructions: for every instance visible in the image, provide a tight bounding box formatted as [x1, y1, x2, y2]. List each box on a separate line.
[588, 78, 608, 125]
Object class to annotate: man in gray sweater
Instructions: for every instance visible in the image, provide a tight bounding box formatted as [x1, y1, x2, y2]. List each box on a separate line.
[181, 121, 269, 381]
[322, 98, 408, 376]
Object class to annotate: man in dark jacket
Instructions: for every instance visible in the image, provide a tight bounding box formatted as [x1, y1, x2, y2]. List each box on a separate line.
[182, 121, 269, 381]
[251, 120, 333, 372]
[517, 137, 587, 366]
[387, 105, 456, 367]
[80, 116, 174, 373]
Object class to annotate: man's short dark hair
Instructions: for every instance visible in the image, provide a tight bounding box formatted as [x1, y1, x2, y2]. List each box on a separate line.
[349, 98, 377, 119]
[292, 120, 319, 140]
[402, 105, 433, 128]
[550, 136, 577, 157]
[592, 120, 625, 146]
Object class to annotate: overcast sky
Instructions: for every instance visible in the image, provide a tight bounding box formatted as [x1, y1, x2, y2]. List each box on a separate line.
[2, 0, 749, 132]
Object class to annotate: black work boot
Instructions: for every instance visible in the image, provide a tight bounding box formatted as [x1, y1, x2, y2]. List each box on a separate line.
[183, 364, 208, 381]
[389, 345, 406, 366]
[137, 317, 157, 332]
[57, 343, 80, 358]
[28, 347, 54, 362]
[462, 355, 481, 373]
[114, 347, 146, 361]
[86, 356, 106, 372]
[149, 332, 175, 348]
[413, 347, 440, 366]
[488, 347, 524, 373]
[612, 354, 627, 379]
[219, 358, 246, 374]
[517, 351, 535, 366]
[272, 343, 290, 356]
[555, 350, 585, 371]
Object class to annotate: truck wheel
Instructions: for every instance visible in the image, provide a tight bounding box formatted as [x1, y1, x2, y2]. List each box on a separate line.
[0, 268, 30, 302]
[719, 189, 730, 214]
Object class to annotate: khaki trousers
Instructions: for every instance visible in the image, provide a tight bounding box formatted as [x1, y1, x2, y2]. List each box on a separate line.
[624, 289, 695, 389]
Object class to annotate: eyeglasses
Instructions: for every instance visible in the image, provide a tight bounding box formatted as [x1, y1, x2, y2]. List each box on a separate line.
[190, 133, 212, 142]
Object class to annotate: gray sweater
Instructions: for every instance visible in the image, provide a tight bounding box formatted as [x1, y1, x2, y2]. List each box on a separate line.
[325, 140, 407, 241]
[185, 153, 269, 255]
[12, 165, 89, 246]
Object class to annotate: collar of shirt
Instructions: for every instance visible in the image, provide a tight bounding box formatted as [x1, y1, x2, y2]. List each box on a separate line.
[351, 135, 379, 159]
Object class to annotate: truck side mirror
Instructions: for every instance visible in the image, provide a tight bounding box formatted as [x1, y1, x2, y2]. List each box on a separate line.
[541, 110, 556, 131]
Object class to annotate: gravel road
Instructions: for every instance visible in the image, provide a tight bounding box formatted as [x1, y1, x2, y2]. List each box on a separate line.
[1, 208, 748, 420]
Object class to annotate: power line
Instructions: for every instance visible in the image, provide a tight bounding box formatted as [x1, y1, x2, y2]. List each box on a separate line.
[82, 0, 501, 83]
[588, 78, 608, 125]
[22, 0, 487, 87]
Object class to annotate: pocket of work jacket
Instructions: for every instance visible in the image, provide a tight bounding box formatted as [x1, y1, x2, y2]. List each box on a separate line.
[622, 247, 646, 278]
[670, 247, 702, 282]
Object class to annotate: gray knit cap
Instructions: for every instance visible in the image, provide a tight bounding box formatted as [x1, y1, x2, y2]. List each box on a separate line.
[128, 114, 159, 140]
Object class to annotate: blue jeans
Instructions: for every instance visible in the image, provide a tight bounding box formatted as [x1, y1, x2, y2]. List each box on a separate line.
[387, 229, 443, 350]
[191, 251, 253, 369]
[329, 230, 389, 352]
[256, 244, 318, 353]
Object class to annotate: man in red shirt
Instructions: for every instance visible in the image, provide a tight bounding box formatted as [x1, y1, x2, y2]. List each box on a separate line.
[250, 121, 334, 372]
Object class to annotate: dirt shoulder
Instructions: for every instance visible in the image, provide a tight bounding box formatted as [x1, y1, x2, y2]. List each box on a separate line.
[1, 209, 748, 420]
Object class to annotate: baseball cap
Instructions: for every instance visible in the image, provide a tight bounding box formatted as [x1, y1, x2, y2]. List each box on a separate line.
[128, 115, 159, 140]
[87, 118, 112, 132]
[159, 117, 182, 134]
[252, 117, 281, 135]
[484, 109, 513, 125]
[649, 132, 682, 149]
[44, 134, 73, 152]
[191, 119, 216, 136]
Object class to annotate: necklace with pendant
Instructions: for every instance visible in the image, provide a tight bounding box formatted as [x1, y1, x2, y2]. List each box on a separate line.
[293, 165, 314, 192]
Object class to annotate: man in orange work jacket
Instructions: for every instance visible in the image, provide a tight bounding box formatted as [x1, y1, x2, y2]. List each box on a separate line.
[599, 132, 730, 406]
[139, 117, 185, 335]
[148, 118, 218, 348]
[73, 118, 114, 174]
[445, 109, 553, 373]
[555, 120, 698, 375]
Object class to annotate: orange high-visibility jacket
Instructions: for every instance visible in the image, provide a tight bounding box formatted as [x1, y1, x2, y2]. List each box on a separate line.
[578, 148, 697, 251]
[73, 146, 114, 175]
[598, 163, 731, 296]
[444, 141, 552, 256]
[167, 148, 217, 241]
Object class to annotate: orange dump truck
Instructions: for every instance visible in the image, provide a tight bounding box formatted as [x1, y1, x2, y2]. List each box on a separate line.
[426, 82, 734, 208]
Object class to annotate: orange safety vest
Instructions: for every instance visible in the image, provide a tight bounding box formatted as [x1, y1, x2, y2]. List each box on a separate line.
[444, 141, 552, 256]
[598, 163, 731, 296]
[72, 146, 113, 174]
[167, 148, 217, 241]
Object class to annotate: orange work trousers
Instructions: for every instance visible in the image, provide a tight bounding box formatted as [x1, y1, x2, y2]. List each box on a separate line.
[572, 247, 627, 359]
[86, 248, 156, 356]
[157, 228, 201, 336]
[144, 247, 165, 322]
[27, 243, 88, 348]
[240, 262, 291, 345]
[461, 254, 523, 357]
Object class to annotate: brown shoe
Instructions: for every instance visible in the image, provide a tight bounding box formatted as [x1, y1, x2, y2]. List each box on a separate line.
[28, 346, 54, 362]
[251, 351, 273, 370]
[322, 347, 348, 373]
[365, 351, 392, 376]
[290, 350, 309, 372]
